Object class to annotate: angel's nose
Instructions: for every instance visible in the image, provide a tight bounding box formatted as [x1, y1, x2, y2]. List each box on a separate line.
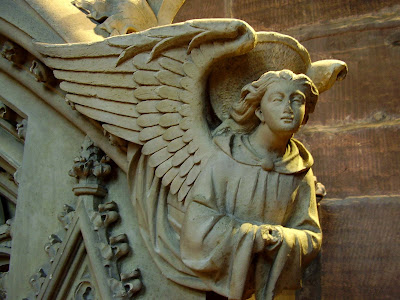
[283, 100, 293, 113]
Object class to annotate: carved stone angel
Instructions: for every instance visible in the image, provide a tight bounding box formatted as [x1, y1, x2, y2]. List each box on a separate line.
[36, 19, 347, 299]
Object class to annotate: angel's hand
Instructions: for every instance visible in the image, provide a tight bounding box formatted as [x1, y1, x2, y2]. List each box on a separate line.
[259, 224, 283, 250]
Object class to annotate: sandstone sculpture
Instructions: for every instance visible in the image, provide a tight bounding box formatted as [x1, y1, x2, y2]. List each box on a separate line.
[35, 18, 347, 299]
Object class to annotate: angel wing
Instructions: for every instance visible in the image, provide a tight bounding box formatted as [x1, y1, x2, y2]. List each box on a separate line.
[35, 19, 257, 202]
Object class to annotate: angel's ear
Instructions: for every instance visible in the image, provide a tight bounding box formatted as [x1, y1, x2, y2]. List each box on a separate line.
[255, 107, 264, 122]
[302, 114, 309, 125]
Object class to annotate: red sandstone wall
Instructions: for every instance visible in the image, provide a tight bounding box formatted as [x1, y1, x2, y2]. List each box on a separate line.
[176, 1, 400, 299]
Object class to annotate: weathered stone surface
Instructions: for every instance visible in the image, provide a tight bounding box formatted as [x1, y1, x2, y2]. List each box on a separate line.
[230, 0, 400, 31]
[296, 126, 400, 199]
[174, 0, 227, 22]
[320, 196, 400, 299]
[294, 23, 400, 199]
[300, 26, 400, 125]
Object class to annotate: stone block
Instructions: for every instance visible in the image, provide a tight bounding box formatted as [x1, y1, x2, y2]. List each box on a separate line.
[174, 0, 227, 22]
[296, 126, 400, 198]
[301, 26, 400, 125]
[230, 0, 400, 31]
[320, 196, 400, 299]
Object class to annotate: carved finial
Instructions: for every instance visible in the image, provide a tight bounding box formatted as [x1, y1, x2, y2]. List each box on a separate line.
[69, 136, 111, 183]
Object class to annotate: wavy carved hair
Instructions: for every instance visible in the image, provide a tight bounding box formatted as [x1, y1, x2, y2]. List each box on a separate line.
[230, 69, 319, 132]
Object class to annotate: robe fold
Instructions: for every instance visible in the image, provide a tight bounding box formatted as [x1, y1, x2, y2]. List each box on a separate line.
[131, 133, 322, 300]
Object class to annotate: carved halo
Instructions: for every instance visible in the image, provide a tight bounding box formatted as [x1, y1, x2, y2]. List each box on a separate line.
[209, 32, 347, 122]
[209, 32, 312, 122]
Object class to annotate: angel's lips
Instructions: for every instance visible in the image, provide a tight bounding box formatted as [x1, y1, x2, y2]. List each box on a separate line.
[281, 115, 294, 122]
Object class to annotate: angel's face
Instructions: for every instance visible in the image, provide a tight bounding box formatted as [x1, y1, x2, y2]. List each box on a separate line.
[256, 80, 306, 135]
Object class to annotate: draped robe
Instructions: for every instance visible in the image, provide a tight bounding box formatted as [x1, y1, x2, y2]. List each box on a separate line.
[130, 133, 322, 300]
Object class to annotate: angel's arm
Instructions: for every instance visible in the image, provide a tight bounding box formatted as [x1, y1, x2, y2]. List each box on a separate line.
[180, 159, 266, 299]
[180, 160, 321, 298]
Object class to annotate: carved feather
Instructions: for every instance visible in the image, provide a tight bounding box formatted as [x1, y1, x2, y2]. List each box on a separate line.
[54, 70, 135, 88]
[45, 56, 135, 73]
[163, 125, 184, 141]
[159, 57, 185, 76]
[162, 48, 187, 63]
[137, 101, 160, 114]
[36, 41, 121, 58]
[162, 167, 180, 186]
[133, 71, 160, 86]
[155, 159, 173, 178]
[179, 156, 194, 177]
[182, 62, 200, 79]
[60, 82, 138, 103]
[186, 164, 201, 186]
[103, 125, 142, 144]
[157, 70, 182, 88]
[158, 86, 181, 101]
[134, 87, 163, 100]
[193, 149, 203, 164]
[67, 95, 139, 118]
[156, 100, 181, 113]
[132, 53, 161, 71]
[182, 129, 194, 143]
[179, 90, 194, 104]
[179, 117, 192, 130]
[142, 136, 168, 155]
[139, 126, 164, 141]
[172, 146, 190, 167]
[178, 181, 192, 202]
[170, 174, 185, 195]
[148, 147, 174, 168]
[180, 77, 196, 93]
[167, 137, 186, 153]
[137, 114, 161, 127]
[75, 105, 141, 131]
[187, 140, 199, 154]
[159, 113, 182, 127]
[179, 104, 191, 117]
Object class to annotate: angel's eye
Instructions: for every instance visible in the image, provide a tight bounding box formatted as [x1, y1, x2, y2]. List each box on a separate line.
[273, 97, 283, 102]
[292, 95, 305, 103]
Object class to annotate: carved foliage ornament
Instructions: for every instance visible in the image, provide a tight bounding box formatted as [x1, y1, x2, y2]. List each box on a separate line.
[36, 19, 347, 299]
[27, 138, 142, 299]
